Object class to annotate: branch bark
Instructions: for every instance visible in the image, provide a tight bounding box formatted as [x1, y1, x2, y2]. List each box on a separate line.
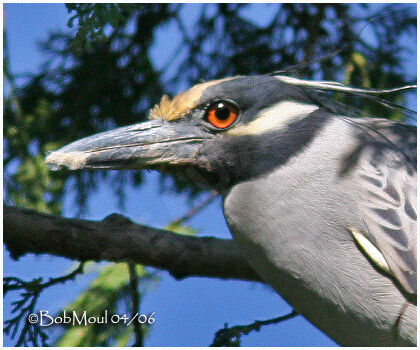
[3, 205, 262, 283]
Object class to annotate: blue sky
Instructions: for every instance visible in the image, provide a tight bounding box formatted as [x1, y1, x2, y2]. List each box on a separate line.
[3, 3, 416, 347]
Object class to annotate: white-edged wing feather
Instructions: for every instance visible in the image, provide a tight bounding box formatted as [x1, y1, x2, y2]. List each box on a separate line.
[354, 124, 416, 295]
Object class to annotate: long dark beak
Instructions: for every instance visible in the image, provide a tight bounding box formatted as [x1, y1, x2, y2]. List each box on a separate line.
[46, 119, 210, 170]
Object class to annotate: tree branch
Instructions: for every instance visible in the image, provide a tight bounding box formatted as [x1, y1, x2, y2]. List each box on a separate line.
[3, 205, 262, 283]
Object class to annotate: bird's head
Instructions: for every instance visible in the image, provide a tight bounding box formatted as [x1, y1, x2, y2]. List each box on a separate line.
[46, 75, 335, 190]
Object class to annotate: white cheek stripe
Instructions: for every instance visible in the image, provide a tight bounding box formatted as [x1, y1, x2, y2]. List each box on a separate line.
[226, 100, 319, 136]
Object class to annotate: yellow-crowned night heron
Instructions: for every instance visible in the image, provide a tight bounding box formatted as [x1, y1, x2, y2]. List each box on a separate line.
[46, 75, 417, 346]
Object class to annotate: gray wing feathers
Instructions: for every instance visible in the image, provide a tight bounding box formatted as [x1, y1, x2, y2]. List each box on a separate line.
[359, 160, 417, 295]
[355, 120, 417, 295]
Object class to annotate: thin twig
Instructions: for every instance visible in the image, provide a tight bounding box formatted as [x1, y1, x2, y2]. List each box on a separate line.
[4, 262, 85, 294]
[128, 262, 143, 347]
[211, 310, 298, 346]
[171, 190, 219, 226]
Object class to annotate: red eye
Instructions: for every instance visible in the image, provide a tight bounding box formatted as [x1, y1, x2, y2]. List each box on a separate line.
[205, 101, 239, 129]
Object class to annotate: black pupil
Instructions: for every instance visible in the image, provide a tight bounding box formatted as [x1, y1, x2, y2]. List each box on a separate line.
[215, 103, 231, 120]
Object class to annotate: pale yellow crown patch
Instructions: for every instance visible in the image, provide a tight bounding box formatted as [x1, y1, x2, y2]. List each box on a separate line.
[149, 77, 238, 121]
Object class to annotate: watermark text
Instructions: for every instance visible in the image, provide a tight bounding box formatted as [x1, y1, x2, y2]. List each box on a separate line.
[28, 310, 155, 327]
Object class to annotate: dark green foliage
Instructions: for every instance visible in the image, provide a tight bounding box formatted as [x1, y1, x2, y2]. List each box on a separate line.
[66, 4, 136, 50]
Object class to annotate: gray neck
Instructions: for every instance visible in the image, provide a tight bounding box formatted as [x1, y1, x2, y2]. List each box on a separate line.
[222, 116, 416, 345]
